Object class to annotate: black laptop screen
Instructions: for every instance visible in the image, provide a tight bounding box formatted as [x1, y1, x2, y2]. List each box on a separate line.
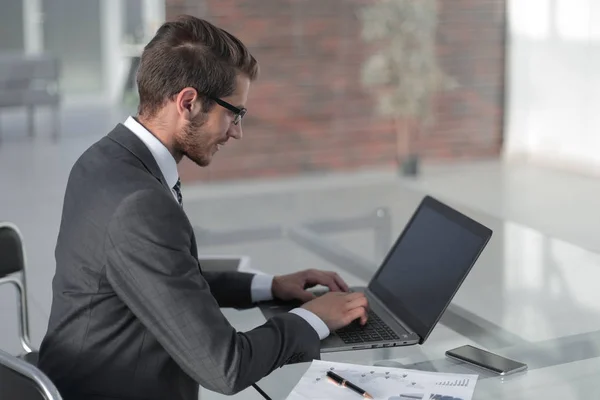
[369, 196, 491, 343]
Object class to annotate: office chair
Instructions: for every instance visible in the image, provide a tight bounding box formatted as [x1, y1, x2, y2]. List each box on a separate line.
[0, 348, 62, 400]
[0, 222, 37, 364]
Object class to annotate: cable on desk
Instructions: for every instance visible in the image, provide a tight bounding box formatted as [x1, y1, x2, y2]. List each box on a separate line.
[252, 383, 273, 400]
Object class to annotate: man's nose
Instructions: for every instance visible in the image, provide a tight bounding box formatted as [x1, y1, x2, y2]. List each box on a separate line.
[228, 123, 243, 140]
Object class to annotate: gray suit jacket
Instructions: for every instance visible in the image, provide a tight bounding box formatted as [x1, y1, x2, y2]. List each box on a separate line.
[38, 124, 320, 400]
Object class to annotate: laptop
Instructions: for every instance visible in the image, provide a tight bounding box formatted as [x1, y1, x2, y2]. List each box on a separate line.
[260, 195, 493, 352]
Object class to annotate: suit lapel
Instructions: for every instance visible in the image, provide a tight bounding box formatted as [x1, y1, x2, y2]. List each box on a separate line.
[190, 229, 202, 272]
[107, 124, 171, 193]
[107, 124, 203, 271]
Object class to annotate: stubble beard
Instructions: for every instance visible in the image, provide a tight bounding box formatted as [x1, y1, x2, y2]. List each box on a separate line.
[179, 113, 212, 167]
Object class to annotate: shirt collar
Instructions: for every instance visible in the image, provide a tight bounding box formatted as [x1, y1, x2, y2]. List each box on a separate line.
[123, 116, 179, 189]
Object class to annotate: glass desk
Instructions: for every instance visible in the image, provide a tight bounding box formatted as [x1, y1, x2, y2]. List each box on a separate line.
[187, 182, 600, 399]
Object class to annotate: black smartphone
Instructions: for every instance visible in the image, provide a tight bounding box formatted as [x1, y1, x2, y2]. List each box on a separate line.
[445, 345, 527, 375]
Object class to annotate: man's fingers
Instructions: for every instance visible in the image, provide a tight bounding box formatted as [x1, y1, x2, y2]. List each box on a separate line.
[346, 294, 369, 325]
[328, 272, 349, 292]
[344, 306, 368, 326]
[345, 292, 367, 302]
[294, 288, 316, 303]
[359, 310, 368, 325]
[346, 295, 369, 311]
[306, 270, 342, 292]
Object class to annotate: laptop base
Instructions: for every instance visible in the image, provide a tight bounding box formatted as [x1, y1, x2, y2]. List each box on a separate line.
[258, 286, 420, 352]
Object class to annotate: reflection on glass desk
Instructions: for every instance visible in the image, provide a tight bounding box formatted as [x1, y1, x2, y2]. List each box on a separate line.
[209, 194, 600, 400]
[191, 185, 600, 399]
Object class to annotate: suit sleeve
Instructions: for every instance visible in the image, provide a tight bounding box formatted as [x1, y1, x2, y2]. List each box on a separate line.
[104, 189, 320, 395]
[201, 270, 254, 308]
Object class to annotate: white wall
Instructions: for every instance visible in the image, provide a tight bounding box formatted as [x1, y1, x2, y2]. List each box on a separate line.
[504, 0, 600, 174]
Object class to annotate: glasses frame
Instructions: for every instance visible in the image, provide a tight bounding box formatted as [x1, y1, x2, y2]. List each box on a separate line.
[210, 97, 247, 125]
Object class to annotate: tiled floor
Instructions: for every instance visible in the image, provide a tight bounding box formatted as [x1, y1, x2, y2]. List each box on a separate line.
[2, 104, 600, 399]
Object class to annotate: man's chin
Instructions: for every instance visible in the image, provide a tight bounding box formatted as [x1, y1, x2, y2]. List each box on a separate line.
[186, 153, 211, 168]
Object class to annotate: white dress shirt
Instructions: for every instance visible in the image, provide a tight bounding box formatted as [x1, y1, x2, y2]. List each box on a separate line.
[123, 116, 329, 339]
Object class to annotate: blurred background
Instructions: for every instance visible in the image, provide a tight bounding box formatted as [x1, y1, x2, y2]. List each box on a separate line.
[2, 0, 600, 399]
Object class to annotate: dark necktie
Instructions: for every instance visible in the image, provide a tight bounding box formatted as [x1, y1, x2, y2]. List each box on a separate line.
[173, 178, 183, 206]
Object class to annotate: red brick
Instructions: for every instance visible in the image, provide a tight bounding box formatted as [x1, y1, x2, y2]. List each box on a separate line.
[165, 0, 506, 182]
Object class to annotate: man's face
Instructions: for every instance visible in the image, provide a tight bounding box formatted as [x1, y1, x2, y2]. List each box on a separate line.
[177, 75, 250, 167]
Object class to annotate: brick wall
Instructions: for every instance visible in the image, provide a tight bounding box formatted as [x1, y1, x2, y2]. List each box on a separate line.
[166, 0, 506, 182]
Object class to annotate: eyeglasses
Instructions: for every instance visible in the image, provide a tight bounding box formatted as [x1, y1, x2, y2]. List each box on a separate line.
[210, 97, 247, 125]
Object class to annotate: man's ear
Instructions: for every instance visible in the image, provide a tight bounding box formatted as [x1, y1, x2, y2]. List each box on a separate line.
[176, 87, 198, 115]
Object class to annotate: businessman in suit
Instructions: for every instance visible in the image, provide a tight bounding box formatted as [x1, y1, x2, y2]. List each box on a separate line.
[38, 15, 369, 400]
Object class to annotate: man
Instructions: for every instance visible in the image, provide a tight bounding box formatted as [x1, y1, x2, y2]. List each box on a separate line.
[38, 15, 369, 400]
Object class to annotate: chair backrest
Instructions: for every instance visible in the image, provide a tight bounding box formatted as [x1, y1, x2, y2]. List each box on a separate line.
[0, 222, 25, 277]
[0, 53, 60, 83]
[0, 222, 34, 353]
[0, 348, 62, 400]
[0, 53, 61, 108]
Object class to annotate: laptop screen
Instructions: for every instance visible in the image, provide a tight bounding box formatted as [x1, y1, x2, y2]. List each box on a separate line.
[369, 196, 492, 343]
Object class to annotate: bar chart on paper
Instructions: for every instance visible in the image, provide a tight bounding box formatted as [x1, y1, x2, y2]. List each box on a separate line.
[436, 378, 471, 387]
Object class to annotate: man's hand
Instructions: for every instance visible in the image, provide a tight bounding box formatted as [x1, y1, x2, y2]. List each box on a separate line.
[271, 269, 350, 303]
[301, 292, 369, 331]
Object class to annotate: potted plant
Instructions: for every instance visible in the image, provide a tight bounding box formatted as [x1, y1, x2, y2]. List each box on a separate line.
[359, 0, 456, 176]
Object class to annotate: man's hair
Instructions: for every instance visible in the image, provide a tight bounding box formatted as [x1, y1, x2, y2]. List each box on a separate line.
[136, 15, 259, 117]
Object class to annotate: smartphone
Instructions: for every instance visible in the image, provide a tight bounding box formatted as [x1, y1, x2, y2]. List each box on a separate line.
[445, 345, 527, 375]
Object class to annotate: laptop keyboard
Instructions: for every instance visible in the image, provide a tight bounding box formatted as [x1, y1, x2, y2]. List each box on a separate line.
[335, 310, 401, 344]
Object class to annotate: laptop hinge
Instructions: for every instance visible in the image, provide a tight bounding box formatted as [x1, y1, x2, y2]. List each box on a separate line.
[365, 288, 417, 337]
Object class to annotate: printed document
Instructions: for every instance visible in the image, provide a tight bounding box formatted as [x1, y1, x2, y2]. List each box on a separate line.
[286, 360, 478, 400]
